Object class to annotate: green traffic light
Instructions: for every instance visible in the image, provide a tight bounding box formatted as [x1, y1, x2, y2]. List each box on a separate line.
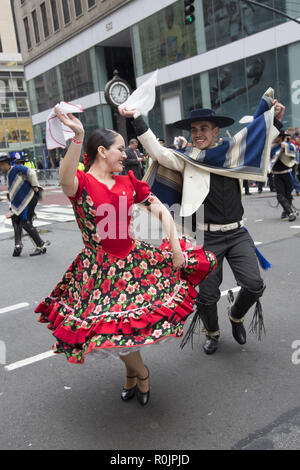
[185, 14, 195, 24]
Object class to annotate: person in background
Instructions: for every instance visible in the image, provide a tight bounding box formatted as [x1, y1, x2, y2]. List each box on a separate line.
[0, 152, 49, 257]
[123, 138, 144, 179]
[271, 131, 298, 221]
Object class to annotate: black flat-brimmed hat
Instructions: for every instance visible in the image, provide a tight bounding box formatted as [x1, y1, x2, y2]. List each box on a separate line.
[0, 152, 11, 163]
[171, 108, 235, 130]
[279, 130, 289, 138]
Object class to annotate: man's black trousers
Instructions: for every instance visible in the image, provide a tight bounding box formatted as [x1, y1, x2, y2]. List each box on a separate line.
[197, 227, 264, 334]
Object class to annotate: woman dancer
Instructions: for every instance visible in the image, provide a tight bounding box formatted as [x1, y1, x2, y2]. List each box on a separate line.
[35, 108, 216, 405]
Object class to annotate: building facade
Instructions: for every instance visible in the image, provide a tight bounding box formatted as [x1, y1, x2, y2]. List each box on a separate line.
[13, 0, 300, 162]
[0, 0, 34, 158]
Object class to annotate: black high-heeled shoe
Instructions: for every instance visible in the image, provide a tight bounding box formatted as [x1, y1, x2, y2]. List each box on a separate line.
[136, 366, 150, 406]
[121, 375, 137, 401]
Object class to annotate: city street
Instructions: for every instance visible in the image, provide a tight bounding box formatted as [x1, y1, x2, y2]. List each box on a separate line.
[0, 185, 300, 450]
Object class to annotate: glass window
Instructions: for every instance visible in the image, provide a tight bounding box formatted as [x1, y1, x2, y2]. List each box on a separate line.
[60, 51, 94, 101]
[246, 50, 276, 117]
[31, 9, 40, 44]
[0, 35, 2, 53]
[4, 119, 20, 143]
[243, 0, 274, 34]
[74, 0, 82, 17]
[182, 76, 195, 118]
[214, 0, 243, 47]
[50, 0, 60, 31]
[16, 78, 25, 91]
[0, 98, 16, 113]
[277, 43, 300, 128]
[201, 0, 215, 51]
[18, 118, 33, 142]
[62, 0, 70, 24]
[80, 106, 98, 142]
[88, 0, 96, 7]
[132, 1, 198, 76]
[33, 68, 61, 113]
[0, 119, 6, 148]
[16, 97, 29, 112]
[148, 88, 163, 139]
[40, 2, 50, 38]
[217, 59, 248, 134]
[23, 16, 32, 49]
[0, 76, 10, 93]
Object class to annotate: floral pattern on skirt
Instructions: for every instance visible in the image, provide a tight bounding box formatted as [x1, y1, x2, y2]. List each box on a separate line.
[36, 187, 217, 364]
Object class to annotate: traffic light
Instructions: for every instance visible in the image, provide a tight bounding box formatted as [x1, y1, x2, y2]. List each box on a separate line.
[184, 0, 195, 24]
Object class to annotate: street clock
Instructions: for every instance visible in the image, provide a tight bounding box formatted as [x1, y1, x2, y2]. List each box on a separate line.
[104, 70, 131, 108]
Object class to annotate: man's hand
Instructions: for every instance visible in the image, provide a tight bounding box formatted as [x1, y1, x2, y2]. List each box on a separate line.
[5, 210, 13, 219]
[273, 99, 285, 121]
[118, 107, 137, 118]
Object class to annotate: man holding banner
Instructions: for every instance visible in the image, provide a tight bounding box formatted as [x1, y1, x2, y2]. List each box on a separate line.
[119, 87, 285, 355]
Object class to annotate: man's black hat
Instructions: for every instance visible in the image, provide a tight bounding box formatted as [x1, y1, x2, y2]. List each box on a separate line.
[171, 108, 235, 130]
[279, 130, 289, 138]
[0, 152, 11, 163]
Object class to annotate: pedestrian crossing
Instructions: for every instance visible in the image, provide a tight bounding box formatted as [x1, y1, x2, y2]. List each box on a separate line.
[0, 204, 75, 235]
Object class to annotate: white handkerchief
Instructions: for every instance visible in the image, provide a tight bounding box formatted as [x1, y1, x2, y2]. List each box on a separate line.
[119, 70, 158, 116]
[46, 101, 84, 149]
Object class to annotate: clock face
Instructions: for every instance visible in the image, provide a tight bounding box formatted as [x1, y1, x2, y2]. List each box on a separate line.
[108, 81, 130, 106]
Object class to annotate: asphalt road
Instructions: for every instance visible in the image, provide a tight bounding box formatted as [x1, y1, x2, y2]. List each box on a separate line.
[0, 187, 300, 451]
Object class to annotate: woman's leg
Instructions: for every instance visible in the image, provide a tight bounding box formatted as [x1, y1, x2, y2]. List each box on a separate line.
[120, 351, 149, 393]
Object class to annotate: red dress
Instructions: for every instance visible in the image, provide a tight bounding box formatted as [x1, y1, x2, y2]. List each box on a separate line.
[36, 170, 217, 363]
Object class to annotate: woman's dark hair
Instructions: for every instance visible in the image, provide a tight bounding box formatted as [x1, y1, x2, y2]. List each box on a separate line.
[84, 128, 119, 172]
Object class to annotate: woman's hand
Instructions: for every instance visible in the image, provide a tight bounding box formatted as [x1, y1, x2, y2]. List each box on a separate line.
[172, 251, 186, 270]
[54, 106, 84, 140]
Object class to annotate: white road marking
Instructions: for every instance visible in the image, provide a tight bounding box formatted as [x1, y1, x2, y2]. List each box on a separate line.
[220, 286, 241, 297]
[290, 226, 300, 229]
[35, 211, 74, 222]
[0, 302, 29, 315]
[5, 350, 55, 371]
[254, 241, 262, 245]
[40, 207, 73, 214]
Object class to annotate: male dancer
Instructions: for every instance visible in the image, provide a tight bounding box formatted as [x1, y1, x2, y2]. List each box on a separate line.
[0, 153, 48, 257]
[119, 90, 285, 354]
[271, 131, 297, 222]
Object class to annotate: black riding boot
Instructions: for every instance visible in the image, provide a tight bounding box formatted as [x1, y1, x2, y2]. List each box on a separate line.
[197, 301, 220, 355]
[228, 285, 265, 344]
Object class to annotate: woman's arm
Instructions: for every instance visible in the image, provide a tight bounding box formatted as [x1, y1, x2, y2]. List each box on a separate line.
[55, 107, 85, 197]
[144, 195, 185, 270]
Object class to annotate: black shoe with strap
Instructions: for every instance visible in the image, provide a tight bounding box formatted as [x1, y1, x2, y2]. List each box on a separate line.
[121, 375, 137, 401]
[136, 366, 150, 406]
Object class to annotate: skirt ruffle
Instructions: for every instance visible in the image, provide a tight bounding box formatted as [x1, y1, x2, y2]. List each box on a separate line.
[36, 237, 216, 363]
